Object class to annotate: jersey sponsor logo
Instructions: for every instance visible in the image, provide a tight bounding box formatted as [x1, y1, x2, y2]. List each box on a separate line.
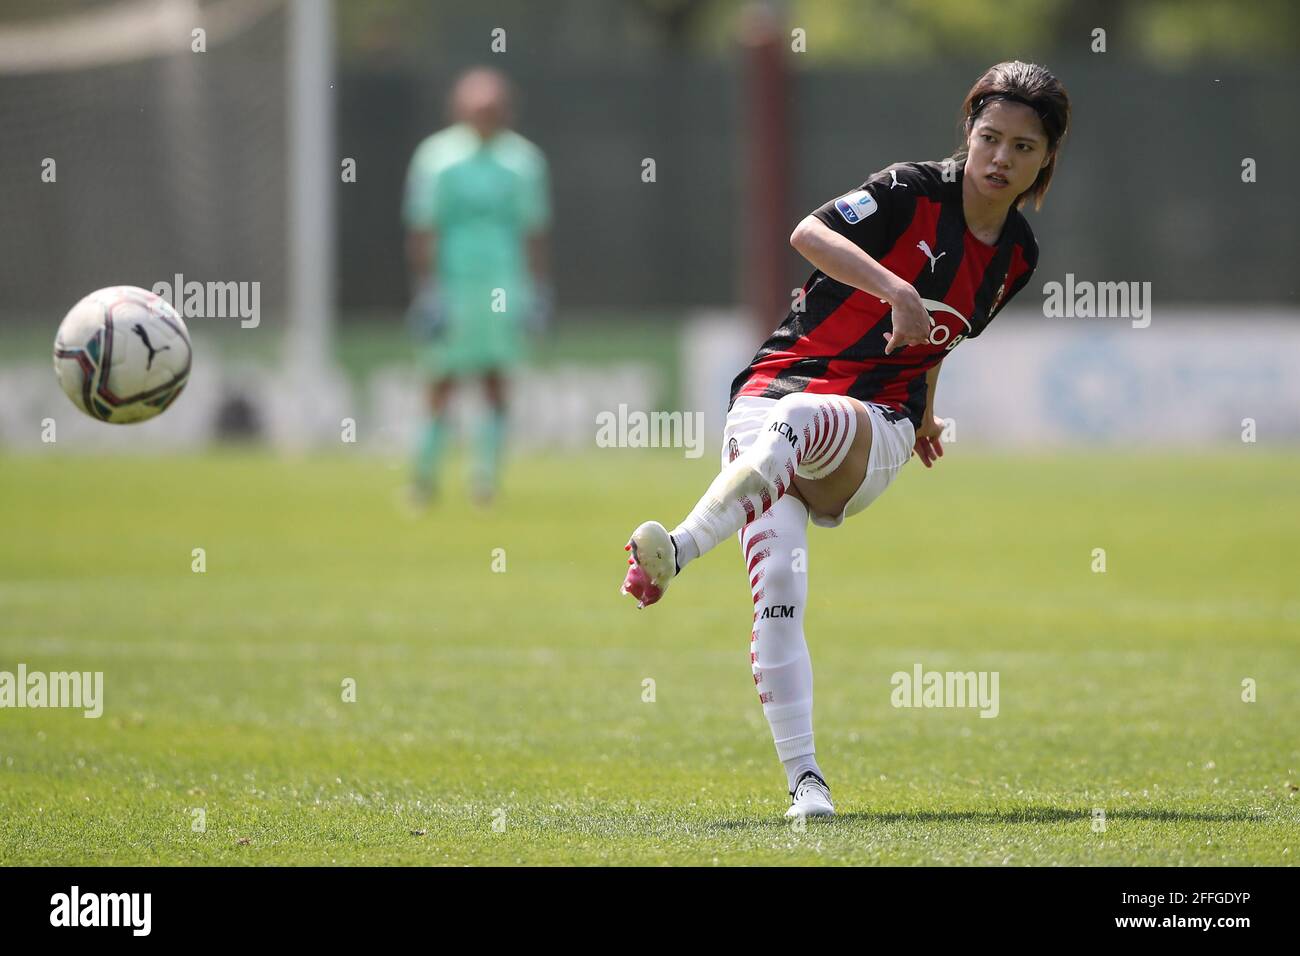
[990, 280, 1007, 314]
[920, 298, 971, 350]
[833, 189, 878, 224]
[759, 604, 796, 619]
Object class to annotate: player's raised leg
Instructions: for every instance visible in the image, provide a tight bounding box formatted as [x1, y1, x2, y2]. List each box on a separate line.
[620, 391, 872, 608]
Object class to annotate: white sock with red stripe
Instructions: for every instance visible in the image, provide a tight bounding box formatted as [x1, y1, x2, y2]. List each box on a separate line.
[672, 392, 858, 566]
[741, 494, 823, 787]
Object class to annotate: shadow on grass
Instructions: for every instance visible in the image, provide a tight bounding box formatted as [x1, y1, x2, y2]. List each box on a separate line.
[709, 806, 1270, 830]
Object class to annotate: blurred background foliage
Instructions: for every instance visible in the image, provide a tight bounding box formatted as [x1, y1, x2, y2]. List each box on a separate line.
[5, 0, 1298, 64]
[336, 0, 1300, 65]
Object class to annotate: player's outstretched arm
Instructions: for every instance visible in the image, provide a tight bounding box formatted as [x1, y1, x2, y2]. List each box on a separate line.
[789, 215, 928, 354]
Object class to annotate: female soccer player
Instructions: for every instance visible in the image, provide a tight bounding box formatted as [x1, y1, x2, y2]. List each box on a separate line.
[620, 61, 1071, 818]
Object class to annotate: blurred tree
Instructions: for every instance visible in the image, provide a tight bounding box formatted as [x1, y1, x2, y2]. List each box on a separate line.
[0, 1, 1294, 66]
[323, 0, 1297, 64]
[744, 0, 1298, 64]
[779, 0, 1065, 63]
[1134, 0, 1300, 61]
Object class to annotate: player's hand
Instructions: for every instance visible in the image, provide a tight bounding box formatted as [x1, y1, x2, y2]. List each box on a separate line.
[406, 282, 445, 341]
[881, 284, 930, 355]
[912, 414, 945, 468]
[527, 283, 554, 336]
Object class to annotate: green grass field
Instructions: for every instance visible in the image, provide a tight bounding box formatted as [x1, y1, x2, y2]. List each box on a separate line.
[1, 449, 1297, 865]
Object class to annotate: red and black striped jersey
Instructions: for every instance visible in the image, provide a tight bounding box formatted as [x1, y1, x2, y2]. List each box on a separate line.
[729, 159, 1038, 429]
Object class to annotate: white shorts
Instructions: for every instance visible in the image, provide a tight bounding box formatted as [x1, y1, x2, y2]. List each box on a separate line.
[721, 395, 916, 528]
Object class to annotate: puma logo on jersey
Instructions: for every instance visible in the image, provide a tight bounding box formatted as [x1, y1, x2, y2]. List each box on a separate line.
[889, 169, 907, 189]
[917, 239, 947, 273]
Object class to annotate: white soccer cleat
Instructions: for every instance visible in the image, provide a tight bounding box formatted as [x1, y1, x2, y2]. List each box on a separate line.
[620, 521, 678, 609]
[784, 771, 835, 819]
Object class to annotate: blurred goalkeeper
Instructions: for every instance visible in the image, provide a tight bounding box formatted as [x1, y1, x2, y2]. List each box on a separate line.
[403, 67, 552, 504]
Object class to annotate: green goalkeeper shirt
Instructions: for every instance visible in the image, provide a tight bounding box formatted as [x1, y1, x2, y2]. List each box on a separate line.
[402, 123, 550, 286]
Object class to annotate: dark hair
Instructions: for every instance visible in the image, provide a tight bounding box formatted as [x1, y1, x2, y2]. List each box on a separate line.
[951, 61, 1071, 211]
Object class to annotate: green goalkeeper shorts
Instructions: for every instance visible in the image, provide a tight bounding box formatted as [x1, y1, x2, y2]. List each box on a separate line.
[415, 281, 530, 378]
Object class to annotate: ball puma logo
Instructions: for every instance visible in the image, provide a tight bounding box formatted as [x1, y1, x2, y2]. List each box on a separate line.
[131, 323, 171, 370]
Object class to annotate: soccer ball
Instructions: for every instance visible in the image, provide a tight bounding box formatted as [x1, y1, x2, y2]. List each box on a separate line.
[53, 286, 193, 424]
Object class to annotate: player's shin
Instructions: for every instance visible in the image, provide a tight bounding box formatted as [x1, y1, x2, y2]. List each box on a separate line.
[473, 409, 506, 499]
[414, 417, 445, 496]
[743, 496, 824, 793]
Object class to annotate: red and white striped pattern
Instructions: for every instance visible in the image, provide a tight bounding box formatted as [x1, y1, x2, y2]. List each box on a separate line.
[798, 397, 856, 478]
[745, 525, 781, 706]
[733, 395, 855, 529]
